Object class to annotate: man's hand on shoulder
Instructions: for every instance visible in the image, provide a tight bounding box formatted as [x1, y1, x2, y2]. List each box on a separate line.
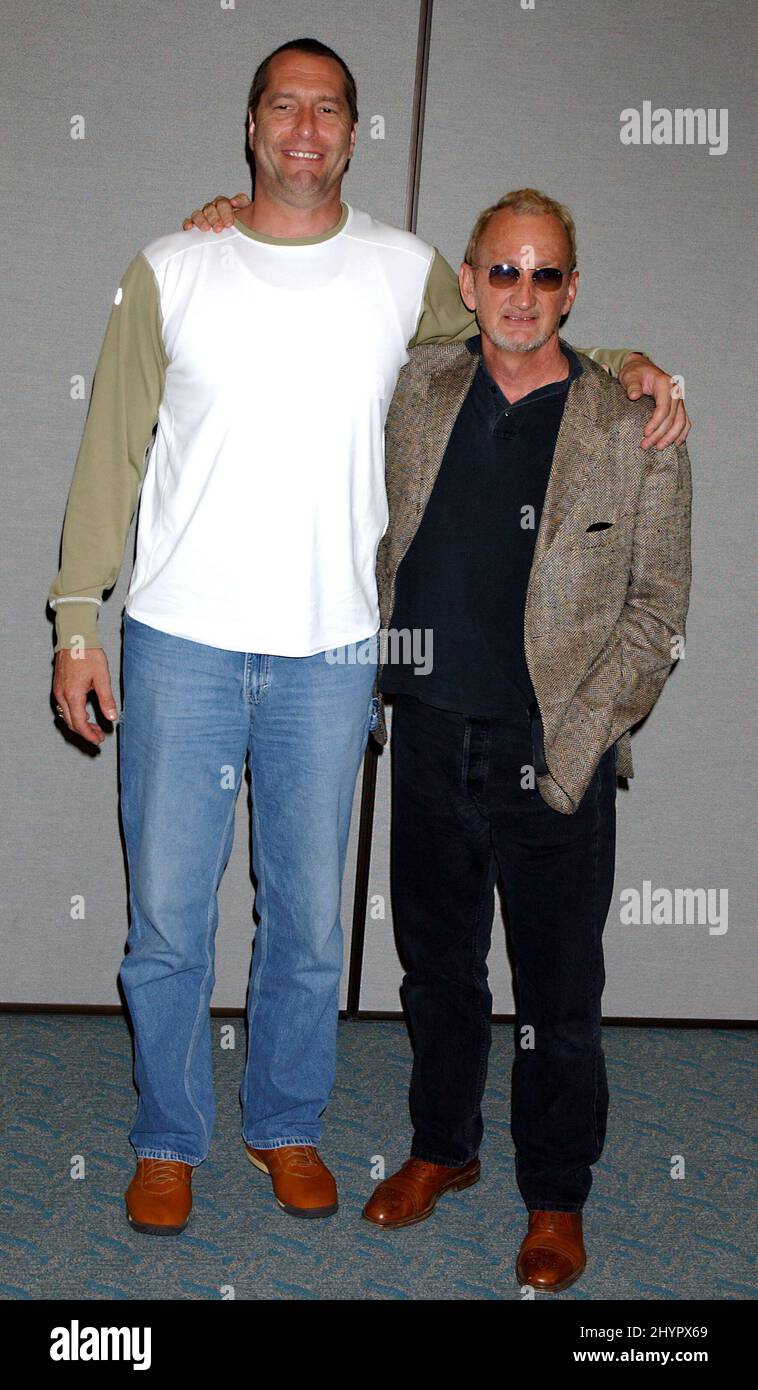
[618, 352, 691, 451]
[182, 193, 251, 233]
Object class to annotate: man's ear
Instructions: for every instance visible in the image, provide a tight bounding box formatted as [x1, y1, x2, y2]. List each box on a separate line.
[563, 268, 579, 314]
[459, 261, 476, 311]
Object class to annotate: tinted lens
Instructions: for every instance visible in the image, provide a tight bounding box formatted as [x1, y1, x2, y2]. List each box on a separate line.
[532, 268, 564, 291]
[488, 264, 520, 287]
[486, 265, 564, 290]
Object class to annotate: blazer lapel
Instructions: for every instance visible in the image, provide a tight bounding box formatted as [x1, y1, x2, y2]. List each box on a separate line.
[380, 345, 478, 609]
[530, 352, 606, 574]
[414, 347, 479, 516]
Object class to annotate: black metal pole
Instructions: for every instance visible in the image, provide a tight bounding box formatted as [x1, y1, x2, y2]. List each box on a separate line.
[345, 0, 435, 1018]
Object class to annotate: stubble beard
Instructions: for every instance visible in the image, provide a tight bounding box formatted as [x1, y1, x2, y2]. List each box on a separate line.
[484, 322, 553, 354]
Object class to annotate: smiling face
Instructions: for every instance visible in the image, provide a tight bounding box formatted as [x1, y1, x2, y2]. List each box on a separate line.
[459, 209, 579, 354]
[248, 50, 357, 207]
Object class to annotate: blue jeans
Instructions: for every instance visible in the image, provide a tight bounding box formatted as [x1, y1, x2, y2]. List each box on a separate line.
[117, 612, 378, 1166]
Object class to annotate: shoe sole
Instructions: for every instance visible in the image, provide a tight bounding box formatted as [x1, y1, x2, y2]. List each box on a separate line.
[126, 1208, 189, 1236]
[245, 1149, 338, 1219]
[361, 1164, 481, 1229]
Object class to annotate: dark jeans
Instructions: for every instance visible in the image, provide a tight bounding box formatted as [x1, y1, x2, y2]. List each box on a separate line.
[390, 693, 617, 1212]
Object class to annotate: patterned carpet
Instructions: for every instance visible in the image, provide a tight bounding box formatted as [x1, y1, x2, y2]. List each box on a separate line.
[0, 1016, 754, 1301]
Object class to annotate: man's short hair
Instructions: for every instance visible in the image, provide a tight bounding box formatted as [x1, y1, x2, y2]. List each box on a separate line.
[465, 188, 578, 273]
[247, 38, 359, 126]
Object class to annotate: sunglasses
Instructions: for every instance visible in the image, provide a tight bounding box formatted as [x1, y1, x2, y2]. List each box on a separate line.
[469, 263, 567, 292]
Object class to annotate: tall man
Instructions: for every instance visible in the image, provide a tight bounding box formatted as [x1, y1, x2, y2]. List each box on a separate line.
[361, 189, 692, 1293]
[50, 38, 688, 1238]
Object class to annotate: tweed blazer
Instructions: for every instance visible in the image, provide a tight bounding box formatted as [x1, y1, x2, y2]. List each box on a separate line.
[371, 340, 692, 814]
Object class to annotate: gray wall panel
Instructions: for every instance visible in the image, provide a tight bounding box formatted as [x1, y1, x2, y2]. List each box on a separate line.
[372, 0, 755, 1017]
[1, 0, 420, 1005]
[2, 0, 754, 1019]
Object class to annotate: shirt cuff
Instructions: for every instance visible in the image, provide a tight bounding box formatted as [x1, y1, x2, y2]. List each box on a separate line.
[51, 598, 102, 651]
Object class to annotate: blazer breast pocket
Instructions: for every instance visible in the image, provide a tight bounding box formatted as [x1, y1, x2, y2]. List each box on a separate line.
[567, 516, 633, 551]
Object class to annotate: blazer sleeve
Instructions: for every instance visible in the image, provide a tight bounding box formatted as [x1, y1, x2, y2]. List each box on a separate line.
[566, 428, 692, 746]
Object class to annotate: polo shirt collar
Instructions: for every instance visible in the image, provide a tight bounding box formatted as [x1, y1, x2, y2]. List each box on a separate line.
[465, 333, 583, 410]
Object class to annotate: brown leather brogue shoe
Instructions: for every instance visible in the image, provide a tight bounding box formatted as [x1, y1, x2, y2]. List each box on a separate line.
[362, 1156, 481, 1229]
[516, 1210, 586, 1292]
[245, 1144, 338, 1218]
[125, 1158, 194, 1235]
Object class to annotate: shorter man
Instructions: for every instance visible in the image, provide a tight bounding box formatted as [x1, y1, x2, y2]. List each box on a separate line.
[364, 189, 692, 1293]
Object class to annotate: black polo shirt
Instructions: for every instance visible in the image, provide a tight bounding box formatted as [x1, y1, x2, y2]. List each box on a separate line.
[380, 336, 583, 719]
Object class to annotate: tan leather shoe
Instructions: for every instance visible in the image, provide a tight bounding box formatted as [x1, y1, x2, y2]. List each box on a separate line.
[125, 1158, 194, 1235]
[245, 1144, 338, 1218]
[362, 1156, 481, 1229]
[516, 1210, 586, 1292]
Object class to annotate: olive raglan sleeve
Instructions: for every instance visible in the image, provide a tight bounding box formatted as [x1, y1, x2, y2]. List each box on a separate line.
[409, 249, 642, 374]
[48, 251, 168, 651]
[408, 249, 479, 346]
